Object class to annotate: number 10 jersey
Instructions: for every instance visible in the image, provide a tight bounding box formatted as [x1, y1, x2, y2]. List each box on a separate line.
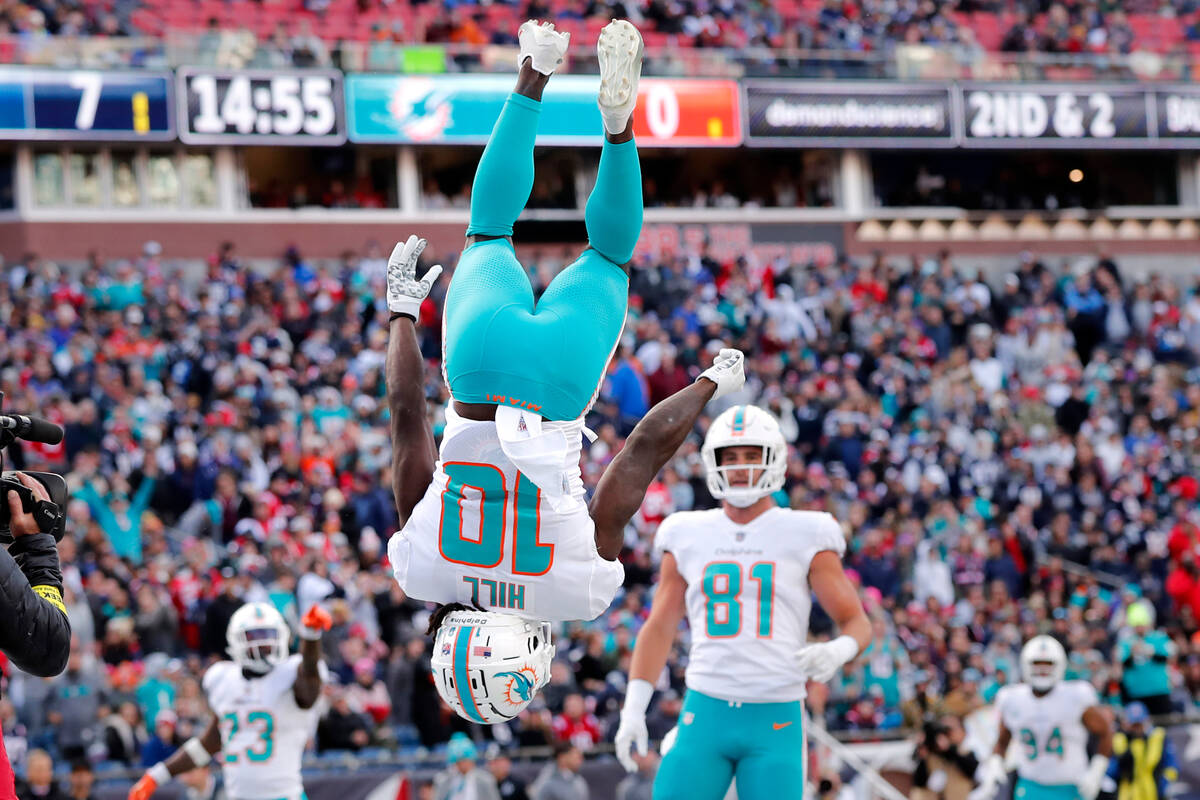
[388, 408, 624, 622]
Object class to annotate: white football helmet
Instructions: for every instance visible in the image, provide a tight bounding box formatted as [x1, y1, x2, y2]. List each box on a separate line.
[701, 405, 787, 508]
[227, 602, 290, 674]
[1020, 635, 1066, 692]
[431, 611, 555, 724]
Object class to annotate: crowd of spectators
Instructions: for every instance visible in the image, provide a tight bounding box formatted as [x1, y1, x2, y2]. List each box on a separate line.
[1, 236, 1199, 789]
[4, 0, 1200, 62]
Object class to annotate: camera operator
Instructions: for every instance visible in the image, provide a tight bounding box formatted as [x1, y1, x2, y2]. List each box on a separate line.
[0, 472, 71, 799]
[912, 716, 981, 800]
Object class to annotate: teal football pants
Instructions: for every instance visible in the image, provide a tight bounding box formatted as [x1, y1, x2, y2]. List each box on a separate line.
[443, 92, 642, 421]
[654, 690, 808, 800]
[1015, 777, 1083, 800]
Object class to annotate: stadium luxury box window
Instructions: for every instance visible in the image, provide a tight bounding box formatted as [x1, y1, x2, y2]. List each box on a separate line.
[30, 148, 217, 211]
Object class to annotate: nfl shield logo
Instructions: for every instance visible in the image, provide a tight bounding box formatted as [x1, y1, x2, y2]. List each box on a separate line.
[735, 531, 746, 542]
[441, 643, 452, 656]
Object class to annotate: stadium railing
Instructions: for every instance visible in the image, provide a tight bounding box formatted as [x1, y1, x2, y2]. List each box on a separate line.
[4, 34, 1199, 83]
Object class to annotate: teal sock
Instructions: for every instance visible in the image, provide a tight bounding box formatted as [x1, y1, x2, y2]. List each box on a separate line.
[467, 93, 542, 238]
[584, 138, 643, 265]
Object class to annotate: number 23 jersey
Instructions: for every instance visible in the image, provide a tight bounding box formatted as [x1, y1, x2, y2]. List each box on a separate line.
[654, 506, 846, 703]
[995, 681, 1097, 786]
[203, 656, 328, 800]
[388, 409, 624, 622]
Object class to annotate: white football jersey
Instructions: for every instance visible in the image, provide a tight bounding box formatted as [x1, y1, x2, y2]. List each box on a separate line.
[388, 408, 624, 622]
[996, 681, 1098, 786]
[203, 656, 328, 800]
[654, 506, 845, 703]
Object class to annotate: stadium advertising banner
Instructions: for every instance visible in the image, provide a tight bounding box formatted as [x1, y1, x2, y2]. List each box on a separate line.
[742, 81, 956, 148]
[1154, 86, 1200, 143]
[0, 68, 173, 141]
[962, 84, 1150, 147]
[345, 74, 741, 146]
[177, 68, 346, 145]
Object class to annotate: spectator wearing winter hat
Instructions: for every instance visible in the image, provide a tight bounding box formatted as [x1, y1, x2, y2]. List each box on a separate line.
[1116, 602, 1175, 715]
[433, 733, 499, 800]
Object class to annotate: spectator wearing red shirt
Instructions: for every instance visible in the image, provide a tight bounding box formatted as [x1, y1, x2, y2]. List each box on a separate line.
[551, 693, 602, 751]
[646, 346, 690, 407]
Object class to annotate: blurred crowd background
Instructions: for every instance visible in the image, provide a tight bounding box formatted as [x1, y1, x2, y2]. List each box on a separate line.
[5, 0, 1200, 68]
[1, 236, 1199, 793]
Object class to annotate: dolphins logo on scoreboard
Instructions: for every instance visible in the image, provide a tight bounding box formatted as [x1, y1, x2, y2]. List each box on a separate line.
[387, 78, 453, 142]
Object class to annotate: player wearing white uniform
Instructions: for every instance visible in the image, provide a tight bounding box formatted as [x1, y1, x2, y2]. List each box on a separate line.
[975, 636, 1113, 800]
[128, 603, 332, 800]
[614, 405, 872, 800]
[384, 235, 747, 724]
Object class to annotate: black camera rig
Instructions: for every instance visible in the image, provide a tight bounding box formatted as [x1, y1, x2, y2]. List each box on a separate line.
[0, 392, 67, 543]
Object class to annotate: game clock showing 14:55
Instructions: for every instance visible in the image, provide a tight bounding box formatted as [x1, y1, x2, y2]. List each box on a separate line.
[178, 69, 346, 145]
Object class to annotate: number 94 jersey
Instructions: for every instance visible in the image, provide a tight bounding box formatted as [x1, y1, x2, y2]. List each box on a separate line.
[388, 412, 624, 622]
[202, 656, 328, 800]
[654, 507, 846, 704]
[995, 681, 1098, 786]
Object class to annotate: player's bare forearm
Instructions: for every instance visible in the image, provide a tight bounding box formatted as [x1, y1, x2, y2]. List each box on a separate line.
[1082, 706, 1113, 757]
[629, 553, 687, 683]
[293, 636, 323, 709]
[163, 717, 222, 776]
[629, 614, 679, 683]
[993, 725, 1011, 758]
[387, 316, 437, 525]
[590, 380, 716, 559]
[809, 551, 872, 654]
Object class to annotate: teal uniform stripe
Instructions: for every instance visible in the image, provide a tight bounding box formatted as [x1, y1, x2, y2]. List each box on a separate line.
[732, 406, 746, 432]
[454, 626, 486, 724]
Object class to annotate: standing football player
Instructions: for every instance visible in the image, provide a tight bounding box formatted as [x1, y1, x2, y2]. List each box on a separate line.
[128, 602, 331, 800]
[974, 636, 1113, 800]
[613, 405, 872, 800]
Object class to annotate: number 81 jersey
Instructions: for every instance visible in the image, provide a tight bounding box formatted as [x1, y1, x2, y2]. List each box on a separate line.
[202, 656, 328, 800]
[654, 506, 846, 704]
[995, 681, 1097, 786]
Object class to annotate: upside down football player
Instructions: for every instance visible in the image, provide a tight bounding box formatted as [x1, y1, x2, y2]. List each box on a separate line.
[383, 19, 746, 724]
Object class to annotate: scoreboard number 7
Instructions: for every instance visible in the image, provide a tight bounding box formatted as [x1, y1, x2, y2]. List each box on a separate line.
[68, 71, 102, 131]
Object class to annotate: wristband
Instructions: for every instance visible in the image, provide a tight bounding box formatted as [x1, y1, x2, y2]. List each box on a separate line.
[829, 634, 860, 664]
[390, 311, 416, 323]
[298, 625, 324, 641]
[148, 762, 171, 785]
[622, 678, 654, 718]
[182, 736, 212, 767]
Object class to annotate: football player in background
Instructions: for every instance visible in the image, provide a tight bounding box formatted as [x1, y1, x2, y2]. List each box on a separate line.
[974, 635, 1113, 800]
[128, 602, 331, 800]
[614, 405, 872, 799]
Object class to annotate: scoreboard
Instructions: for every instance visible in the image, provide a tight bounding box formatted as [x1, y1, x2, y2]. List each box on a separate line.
[0, 68, 173, 141]
[177, 69, 345, 145]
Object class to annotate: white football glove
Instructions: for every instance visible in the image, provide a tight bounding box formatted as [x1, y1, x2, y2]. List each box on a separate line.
[968, 754, 1006, 800]
[794, 635, 859, 684]
[698, 348, 745, 401]
[386, 235, 443, 320]
[1078, 754, 1109, 800]
[614, 712, 648, 773]
[614, 678, 653, 773]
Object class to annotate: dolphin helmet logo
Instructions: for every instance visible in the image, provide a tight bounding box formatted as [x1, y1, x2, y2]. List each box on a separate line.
[496, 667, 538, 705]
